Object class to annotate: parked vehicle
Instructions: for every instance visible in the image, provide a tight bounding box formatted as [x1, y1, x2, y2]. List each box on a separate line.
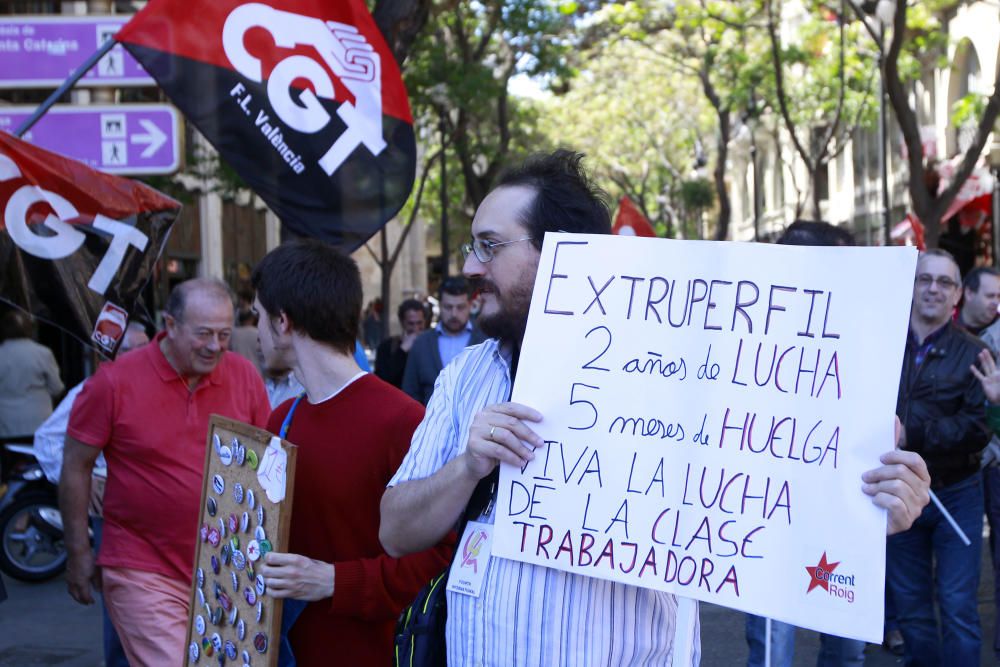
[0, 439, 66, 581]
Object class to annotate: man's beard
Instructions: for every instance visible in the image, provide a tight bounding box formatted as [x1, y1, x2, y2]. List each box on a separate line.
[472, 277, 532, 344]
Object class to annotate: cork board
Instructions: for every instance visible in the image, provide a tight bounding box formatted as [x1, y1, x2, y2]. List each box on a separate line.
[184, 415, 297, 666]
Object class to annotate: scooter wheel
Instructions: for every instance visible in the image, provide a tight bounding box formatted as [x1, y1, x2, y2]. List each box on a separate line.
[0, 491, 67, 582]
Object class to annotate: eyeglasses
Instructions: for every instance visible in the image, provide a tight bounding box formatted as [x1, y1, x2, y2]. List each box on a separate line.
[460, 237, 533, 263]
[915, 273, 960, 290]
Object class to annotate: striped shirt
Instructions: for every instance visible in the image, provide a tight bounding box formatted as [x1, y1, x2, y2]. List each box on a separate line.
[389, 339, 701, 666]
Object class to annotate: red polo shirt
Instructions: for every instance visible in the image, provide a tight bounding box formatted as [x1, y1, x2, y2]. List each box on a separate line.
[68, 332, 270, 580]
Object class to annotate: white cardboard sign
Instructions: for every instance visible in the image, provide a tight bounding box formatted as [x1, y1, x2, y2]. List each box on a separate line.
[492, 233, 917, 643]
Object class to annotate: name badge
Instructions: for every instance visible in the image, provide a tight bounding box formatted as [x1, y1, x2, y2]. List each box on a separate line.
[446, 520, 494, 598]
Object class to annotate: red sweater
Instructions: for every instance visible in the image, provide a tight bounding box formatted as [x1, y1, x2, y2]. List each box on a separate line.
[267, 374, 451, 667]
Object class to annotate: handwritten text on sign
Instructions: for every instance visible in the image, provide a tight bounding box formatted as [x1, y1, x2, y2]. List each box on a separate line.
[492, 235, 917, 643]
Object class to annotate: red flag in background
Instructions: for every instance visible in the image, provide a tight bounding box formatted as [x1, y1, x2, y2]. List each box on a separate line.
[612, 196, 657, 237]
[116, 0, 416, 250]
[0, 132, 177, 356]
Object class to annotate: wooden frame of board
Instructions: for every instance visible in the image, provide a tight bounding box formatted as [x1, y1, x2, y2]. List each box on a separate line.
[183, 414, 297, 666]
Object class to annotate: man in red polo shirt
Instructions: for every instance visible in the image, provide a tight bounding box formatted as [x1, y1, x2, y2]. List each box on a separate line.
[60, 278, 270, 666]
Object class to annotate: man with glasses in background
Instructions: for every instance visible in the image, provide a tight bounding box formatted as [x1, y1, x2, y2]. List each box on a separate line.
[60, 278, 271, 666]
[891, 249, 991, 665]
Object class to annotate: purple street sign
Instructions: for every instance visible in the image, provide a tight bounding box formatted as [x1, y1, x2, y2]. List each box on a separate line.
[0, 16, 153, 88]
[0, 105, 181, 175]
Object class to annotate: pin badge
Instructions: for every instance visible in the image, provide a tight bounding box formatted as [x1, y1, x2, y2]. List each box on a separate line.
[237, 618, 246, 640]
[230, 535, 240, 551]
[247, 449, 259, 469]
[256, 600, 263, 622]
[206, 498, 217, 517]
[235, 443, 246, 466]
[228, 606, 238, 626]
[257, 506, 265, 526]
[246, 540, 261, 562]
[211, 606, 223, 626]
[219, 591, 232, 612]
[210, 555, 220, 575]
[219, 445, 233, 466]
[221, 544, 231, 565]
[197, 587, 207, 606]
[247, 489, 256, 510]
[258, 540, 273, 558]
[218, 518, 227, 539]
[245, 586, 257, 605]
[189, 641, 200, 663]
[254, 525, 266, 542]
[208, 528, 221, 548]
[225, 640, 237, 660]
[246, 561, 256, 581]
[255, 574, 265, 596]
[211, 632, 222, 651]
[233, 549, 246, 571]
[214, 581, 223, 599]
[241, 512, 249, 533]
[242, 650, 251, 664]
[253, 632, 268, 654]
[233, 483, 244, 504]
[202, 637, 213, 657]
[197, 567, 205, 588]
[200, 523, 210, 541]
[228, 513, 238, 534]
[232, 570, 240, 592]
[212, 475, 224, 494]
[213, 433, 222, 455]
[195, 614, 206, 635]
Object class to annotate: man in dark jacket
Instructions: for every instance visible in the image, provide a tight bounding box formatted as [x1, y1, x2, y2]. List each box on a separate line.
[374, 298, 427, 388]
[402, 277, 486, 405]
[891, 248, 990, 666]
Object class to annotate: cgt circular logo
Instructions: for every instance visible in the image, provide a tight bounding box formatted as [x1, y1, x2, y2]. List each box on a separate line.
[804, 551, 856, 603]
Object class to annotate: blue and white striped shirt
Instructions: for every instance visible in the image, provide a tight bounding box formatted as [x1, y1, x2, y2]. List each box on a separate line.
[389, 339, 701, 666]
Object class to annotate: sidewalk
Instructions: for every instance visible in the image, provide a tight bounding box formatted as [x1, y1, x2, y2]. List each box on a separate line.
[0, 538, 995, 666]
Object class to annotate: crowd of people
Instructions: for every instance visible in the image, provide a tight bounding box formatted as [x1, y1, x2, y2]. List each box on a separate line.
[7, 148, 1000, 666]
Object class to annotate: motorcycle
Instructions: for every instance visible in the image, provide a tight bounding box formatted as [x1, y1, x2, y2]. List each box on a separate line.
[0, 438, 66, 582]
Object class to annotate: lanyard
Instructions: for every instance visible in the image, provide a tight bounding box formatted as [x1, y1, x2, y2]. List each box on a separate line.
[279, 393, 306, 439]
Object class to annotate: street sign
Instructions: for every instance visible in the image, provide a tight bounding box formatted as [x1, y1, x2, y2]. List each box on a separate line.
[0, 16, 153, 88]
[0, 105, 181, 175]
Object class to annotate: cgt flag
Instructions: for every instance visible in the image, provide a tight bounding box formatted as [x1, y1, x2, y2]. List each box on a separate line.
[116, 0, 416, 250]
[0, 132, 177, 357]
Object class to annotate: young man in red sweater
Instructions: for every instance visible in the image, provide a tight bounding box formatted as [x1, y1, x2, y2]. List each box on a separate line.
[253, 239, 451, 666]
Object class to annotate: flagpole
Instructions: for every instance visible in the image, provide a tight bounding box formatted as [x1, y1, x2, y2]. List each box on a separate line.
[14, 37, 117, 137]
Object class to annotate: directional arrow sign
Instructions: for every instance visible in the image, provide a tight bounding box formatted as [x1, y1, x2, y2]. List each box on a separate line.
[0, 105, 181, 175]
[0, 15, 153, 88]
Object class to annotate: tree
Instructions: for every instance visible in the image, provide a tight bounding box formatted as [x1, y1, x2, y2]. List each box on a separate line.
[857, 0, 1000, 247]
[537, 38, 716, 238]
[764, 0, 879, 221]
[595, 0, 768, 240]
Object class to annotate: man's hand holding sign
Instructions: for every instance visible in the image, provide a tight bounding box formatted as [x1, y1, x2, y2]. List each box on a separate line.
[486, 234, 924, 642]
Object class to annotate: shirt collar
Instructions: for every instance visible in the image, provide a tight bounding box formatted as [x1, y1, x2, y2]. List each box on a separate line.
[908, 321, 950, 348]
[436, 321, 473, 336]
[149, 330, 225, 387]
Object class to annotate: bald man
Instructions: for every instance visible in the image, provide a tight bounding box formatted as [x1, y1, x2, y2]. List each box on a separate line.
[60, 279, 271, 666]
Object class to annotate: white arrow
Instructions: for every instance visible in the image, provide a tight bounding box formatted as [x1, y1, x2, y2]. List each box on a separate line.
[129, 119, 167, 158]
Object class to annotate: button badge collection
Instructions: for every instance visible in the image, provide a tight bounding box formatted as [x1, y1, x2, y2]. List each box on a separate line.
[190, 434, 277, 666]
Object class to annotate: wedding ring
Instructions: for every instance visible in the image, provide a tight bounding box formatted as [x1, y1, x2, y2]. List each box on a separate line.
[489, 425, 497, 440]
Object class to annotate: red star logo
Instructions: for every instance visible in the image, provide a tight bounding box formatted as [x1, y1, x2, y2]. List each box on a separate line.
[804, 552, 840, 594]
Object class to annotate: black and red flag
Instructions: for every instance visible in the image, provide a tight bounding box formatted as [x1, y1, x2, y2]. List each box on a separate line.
[0, 132, 177, 356]
[116, 0, 416, 250]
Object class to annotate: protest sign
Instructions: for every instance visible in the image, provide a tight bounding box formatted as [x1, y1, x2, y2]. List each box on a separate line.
[492, 233, 917, 643]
